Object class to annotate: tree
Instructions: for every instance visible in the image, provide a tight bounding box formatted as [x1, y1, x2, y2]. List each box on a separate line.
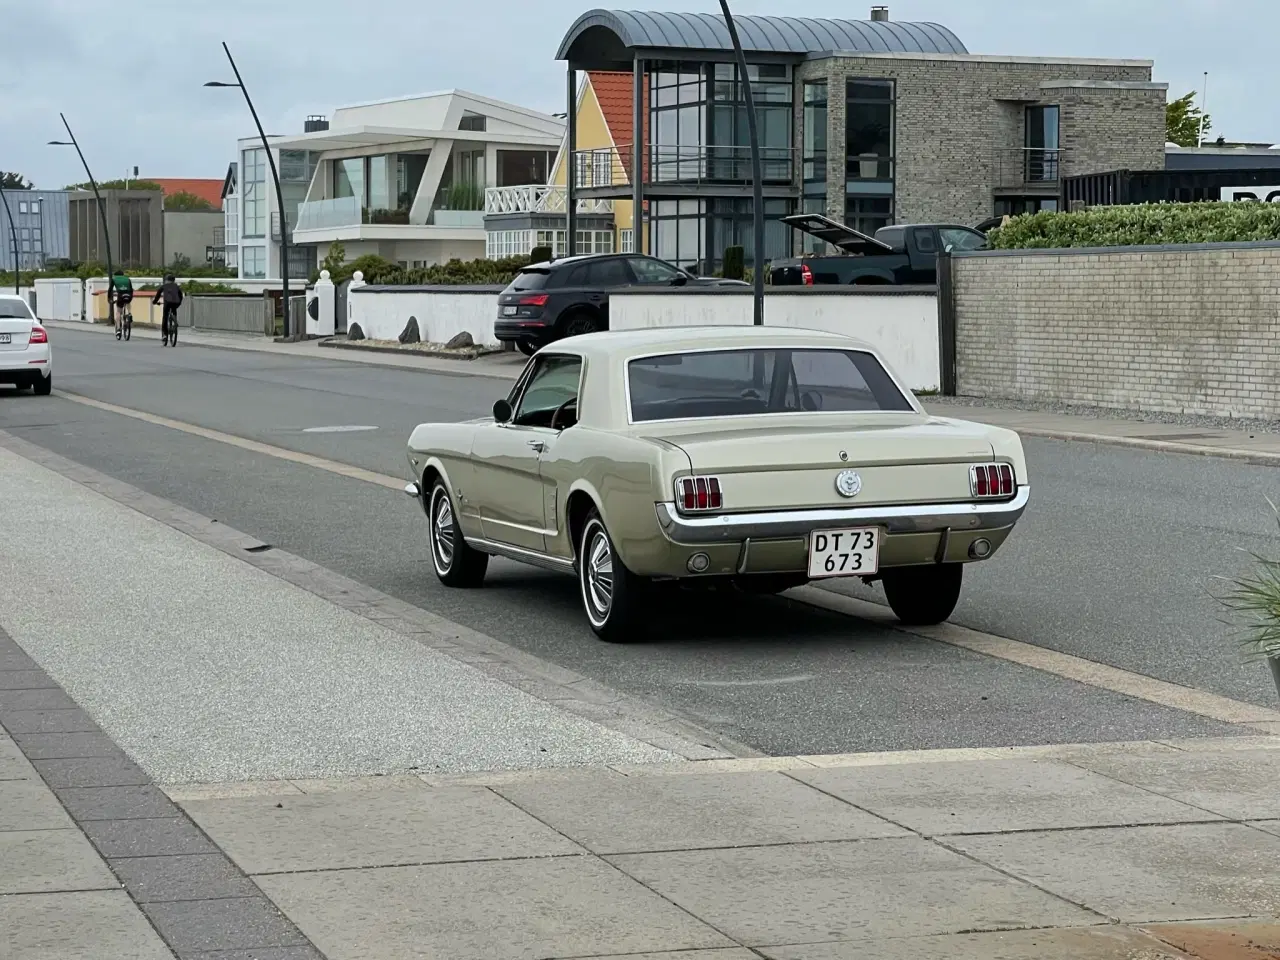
[0, 171, 32, 190]
[65, 178, 162, 192]
[1167, 91, 1212, 147]
[164, 191, 214, 211]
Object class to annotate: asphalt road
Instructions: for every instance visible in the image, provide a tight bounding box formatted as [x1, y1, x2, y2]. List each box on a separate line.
[0, 327, 1272, 757]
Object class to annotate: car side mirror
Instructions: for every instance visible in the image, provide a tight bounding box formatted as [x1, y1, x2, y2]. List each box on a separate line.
[493, 398, 513, 424]
[671, 273, 688, 286]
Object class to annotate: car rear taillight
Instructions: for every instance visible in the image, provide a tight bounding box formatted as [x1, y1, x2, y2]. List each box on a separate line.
[518, 294, 549, 307]
[800, 263, 814, 286]
[28, 325, 47, 344]
[676, 476, 723, 512]
[970, 463, 1015, 499]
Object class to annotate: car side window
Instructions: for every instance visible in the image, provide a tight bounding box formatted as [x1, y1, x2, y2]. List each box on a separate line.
[913, 230, 938, 254]
[627, 257, 683, 285]
[939, 228, 987, 251]
[563, 264, 589, 287]
[585, 259, 631, 287]
[512, 355, 583, 429]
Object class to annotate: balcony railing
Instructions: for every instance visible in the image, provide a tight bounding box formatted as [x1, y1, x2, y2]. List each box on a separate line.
[572, 144, 797, 190]
[295, 196, 361, 232]
[995, 147, 1064, 189]
[484, 185, 613, 216]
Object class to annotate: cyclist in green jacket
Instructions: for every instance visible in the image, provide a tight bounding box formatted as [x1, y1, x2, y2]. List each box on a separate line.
[109, 270, 134, 340]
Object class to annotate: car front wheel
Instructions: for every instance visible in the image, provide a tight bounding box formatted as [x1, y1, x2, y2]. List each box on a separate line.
[881, 563, 963, 626]
[32, 375, 52, 396]
[427, 480, 488, 587]
[579, 510, 646, 642]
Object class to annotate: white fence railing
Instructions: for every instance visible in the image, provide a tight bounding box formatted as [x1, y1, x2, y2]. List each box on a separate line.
[295, 196, 362, 231]
[484, 185, 613, 216]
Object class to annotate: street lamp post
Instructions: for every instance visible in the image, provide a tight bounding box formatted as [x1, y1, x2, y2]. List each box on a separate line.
[0, 187, 20, 294]
[49, 113, 115, 319]
[206, 42, 294, 339]
[719, 0, 764, 326]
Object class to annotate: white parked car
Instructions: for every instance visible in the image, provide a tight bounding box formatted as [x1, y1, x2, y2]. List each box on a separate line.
[0, 295, 52, 395]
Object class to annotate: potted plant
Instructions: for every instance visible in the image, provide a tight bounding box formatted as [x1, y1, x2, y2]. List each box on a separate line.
[1218, 503, 1280, 701]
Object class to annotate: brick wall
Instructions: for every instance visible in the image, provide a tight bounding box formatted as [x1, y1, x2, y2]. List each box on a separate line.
[952, 244, 1280, 418]
[795, 54, 1166, 228]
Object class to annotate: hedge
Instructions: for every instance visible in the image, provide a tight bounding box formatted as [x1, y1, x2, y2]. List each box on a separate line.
[988, 202, 1280, 250]
[315, 253, 531, 286]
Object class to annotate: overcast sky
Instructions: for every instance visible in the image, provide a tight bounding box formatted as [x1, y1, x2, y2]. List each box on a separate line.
[1, 0, 1269, 188]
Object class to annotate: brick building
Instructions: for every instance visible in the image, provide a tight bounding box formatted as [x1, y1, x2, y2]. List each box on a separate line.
[557, 6, 1166, 271]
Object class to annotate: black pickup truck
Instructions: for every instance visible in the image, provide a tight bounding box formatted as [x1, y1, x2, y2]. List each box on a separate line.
[769, 215, 989, 286]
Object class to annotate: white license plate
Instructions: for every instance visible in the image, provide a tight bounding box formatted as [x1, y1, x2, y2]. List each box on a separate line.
[501, 305, 517, 316]
[808, 527, 879, 578]
[0, 334, 10, 344]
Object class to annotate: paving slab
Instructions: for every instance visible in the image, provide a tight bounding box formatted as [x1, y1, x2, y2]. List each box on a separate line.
[0, 776, 74, 831]
[0, 668, 58, 689]
[0, 827, 119, 894]
[80, 815, 221, 858]
[953, 823, 1280, 923]
[109, 853, 260, 903]
[181, 785, 583, 874]
[0, 729, 34, 780]
[56, 783, 179, 821]
[11, 730, 129, 760]
[2, 686, 80, 710]
[33, 755, 153, 788]
[790, 758, 1219, 835]
[0, 889, 174, 960]
[759, 925, 1195, 959]
[608, 836, 1096, 947]
[1249, 820, 1280, 839]
[1141, 920, 1280, 960]
[1066, 747, 1280, 820]
[141, 897, 309, 956]
[493, 769, 908, 854]
[255, 856, 733, 960]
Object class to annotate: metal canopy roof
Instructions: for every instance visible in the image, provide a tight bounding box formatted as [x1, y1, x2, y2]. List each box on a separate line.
[557, 9, 967, 67]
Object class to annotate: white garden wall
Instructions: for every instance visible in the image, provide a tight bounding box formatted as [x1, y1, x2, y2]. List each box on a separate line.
[609, 287, 941, 391]
[347, 286, 501, 345]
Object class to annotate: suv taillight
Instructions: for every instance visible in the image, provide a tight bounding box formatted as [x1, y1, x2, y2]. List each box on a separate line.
[518, 294, 549, 306]
[800, 263, 814, 286]
[28, 325, 47, 344]
[676, 476, 723, 512]
[970, 463, 1015, 499]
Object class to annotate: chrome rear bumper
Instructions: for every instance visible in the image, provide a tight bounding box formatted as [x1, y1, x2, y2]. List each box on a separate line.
[655, 486, 1029, 545]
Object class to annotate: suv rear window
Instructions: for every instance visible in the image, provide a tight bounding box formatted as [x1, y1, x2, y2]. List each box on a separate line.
[0, 299, 33, 319]
[510, 269, 550, 291]
[628, 348, 912, 422]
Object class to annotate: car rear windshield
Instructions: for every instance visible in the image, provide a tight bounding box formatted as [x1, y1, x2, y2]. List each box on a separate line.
[509, 269, 550, 291]
[0, 299, 33, 320]
[628, 348, 913, 422]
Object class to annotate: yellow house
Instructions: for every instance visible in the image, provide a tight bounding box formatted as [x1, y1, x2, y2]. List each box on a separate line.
[484, 71, 645, 259]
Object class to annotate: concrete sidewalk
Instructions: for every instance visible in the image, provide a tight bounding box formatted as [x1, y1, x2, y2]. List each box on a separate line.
[43, 319, 1280, 464]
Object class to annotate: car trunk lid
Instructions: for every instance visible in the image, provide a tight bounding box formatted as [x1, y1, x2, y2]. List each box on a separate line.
[642, 416, 995, 511]
[0, 316, 32, 350]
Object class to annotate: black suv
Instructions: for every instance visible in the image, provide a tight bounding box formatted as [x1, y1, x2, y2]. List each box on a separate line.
[495, 253, 745, 355]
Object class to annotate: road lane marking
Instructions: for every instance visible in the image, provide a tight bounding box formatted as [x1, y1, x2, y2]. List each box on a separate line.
[56, 391, 404, 491]
[792, 586, 1280, 729]
[302, 425, 379, 433]
[54, 388, 1280, 731]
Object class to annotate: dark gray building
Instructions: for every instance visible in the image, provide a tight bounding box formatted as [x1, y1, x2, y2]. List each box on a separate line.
[558, 7, 1166, 271]
[0, 190, 70, 272]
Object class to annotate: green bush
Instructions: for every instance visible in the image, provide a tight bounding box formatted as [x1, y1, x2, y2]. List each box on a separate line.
[528, 245, 553, 264]
[722, 245, 745, 280]
[442, 181, 484, 211]
[989, 202, 1280, 250]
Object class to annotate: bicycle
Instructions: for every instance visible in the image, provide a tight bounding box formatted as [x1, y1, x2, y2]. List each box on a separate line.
[113, 299, 133, 341]
[162, 306, 178, 347]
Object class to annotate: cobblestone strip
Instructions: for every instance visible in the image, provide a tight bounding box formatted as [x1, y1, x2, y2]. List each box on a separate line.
[0, 626, 326, 960]
[0, 428, 752, 763]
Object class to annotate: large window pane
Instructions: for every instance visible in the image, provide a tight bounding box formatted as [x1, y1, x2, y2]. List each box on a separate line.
[334, 158, 364, 202]
[1026, 105, 1060, 181]
[845, 79, 895, 182]
[368, 155, 392, 211]
[497, 150, 548, 187]
[803, 81, 827, 184]
[397, 154, 428, 209]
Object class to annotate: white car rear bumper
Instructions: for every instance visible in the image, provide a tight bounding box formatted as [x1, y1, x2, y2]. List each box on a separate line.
[0, 342, 52, 380]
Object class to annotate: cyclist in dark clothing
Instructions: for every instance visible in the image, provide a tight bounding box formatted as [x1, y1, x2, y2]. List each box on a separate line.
[153, 275, 184, 347]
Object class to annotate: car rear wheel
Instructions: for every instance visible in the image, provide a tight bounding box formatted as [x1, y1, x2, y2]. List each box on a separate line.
[428, 479, 488, 587]
[516, 340, 538, 356]
[32, 375, 52, 396]
[881, 563, 963, 626]
[562, 312, 599, 339]
[579, 510, 646, 642]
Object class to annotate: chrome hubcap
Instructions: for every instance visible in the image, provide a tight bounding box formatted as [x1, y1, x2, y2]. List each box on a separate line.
[431, 492, 455, 570]
[584, 529, 614, 619]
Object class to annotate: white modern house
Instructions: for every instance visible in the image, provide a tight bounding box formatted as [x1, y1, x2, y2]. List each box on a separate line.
[225, 91, 564, 279]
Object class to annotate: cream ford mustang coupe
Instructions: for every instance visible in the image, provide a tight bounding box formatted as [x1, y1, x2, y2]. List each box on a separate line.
[405, 326, 1029, 642]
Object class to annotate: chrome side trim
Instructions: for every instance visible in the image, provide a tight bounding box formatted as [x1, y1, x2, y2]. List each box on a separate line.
[655, 486, 1030, 544]
[736, 538, 752, 574]
[463, 536, 576, 574]
[404, 482, 421, 499]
